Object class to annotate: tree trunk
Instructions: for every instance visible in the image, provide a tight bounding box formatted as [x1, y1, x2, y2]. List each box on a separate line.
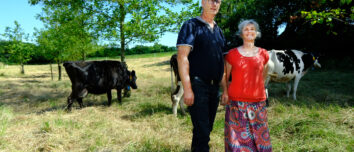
[20, 62, 24, 74]
[119, 3, 126, 63]
[50, 63, 53, 81]
[58, 62, 62, 81]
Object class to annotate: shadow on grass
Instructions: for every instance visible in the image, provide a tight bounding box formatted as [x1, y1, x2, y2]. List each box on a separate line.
[35, 105, 67, 114]
[121, 102, 172, 121]
[143, 60, 170, 68]
[266, 70, 354, 108]
[0, 78, 125, 114]
[19, 74, 50, 79]
[18, 80, 42, 83]
[35, 97, 128, 114]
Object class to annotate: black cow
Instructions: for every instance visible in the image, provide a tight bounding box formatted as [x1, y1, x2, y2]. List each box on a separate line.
[170, 54, 186, 116]
[63, 60, 137, 110]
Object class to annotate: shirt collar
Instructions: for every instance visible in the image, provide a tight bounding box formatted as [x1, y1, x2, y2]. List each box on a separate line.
[196, 16, 217, 30]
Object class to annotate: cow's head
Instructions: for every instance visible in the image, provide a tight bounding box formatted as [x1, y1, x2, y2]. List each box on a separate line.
[128, 70, 137, 89]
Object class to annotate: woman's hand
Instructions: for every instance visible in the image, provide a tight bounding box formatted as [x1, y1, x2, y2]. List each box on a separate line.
[220, 91, 229, 106]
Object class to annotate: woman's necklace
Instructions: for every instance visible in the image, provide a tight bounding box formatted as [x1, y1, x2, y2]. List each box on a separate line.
[239, 45, 258, 57]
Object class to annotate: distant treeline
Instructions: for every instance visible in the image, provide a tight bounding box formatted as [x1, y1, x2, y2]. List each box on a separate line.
[0, 41, 176, 64]
[89, 44, 176, 58]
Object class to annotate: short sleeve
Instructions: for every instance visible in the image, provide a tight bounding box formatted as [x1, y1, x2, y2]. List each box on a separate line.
[176, 20, 195, 49]
[218, 28, 228, 56]
[225, 49, 236, 65]
[262, 48, 269, 65]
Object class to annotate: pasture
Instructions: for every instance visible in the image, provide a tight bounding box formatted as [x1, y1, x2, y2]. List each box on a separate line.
[0, 52, 353, 152]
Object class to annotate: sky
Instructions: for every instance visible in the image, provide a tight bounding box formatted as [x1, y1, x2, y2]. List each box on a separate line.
[0, 0, 43, 42]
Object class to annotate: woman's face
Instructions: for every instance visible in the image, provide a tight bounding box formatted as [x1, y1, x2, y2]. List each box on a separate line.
[241, 24, 257, 41]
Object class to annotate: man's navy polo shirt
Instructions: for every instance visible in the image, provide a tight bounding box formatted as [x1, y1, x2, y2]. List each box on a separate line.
[176, 16, 227, 83]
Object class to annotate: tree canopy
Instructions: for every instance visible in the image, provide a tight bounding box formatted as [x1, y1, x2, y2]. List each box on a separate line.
[2, 21, 34, 74]
[217, 0, 353, 58]
[30, 0, 199, 62]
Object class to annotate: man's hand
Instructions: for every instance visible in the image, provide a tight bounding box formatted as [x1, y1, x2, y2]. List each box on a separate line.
[220, 91, 229, 106]
[183, 89, 194, 106]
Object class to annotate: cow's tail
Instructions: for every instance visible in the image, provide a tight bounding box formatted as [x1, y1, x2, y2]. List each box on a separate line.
[170, 63, 174, 95]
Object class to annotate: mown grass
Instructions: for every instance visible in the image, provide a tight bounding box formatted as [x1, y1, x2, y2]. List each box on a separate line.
[0, 52, 353, 151]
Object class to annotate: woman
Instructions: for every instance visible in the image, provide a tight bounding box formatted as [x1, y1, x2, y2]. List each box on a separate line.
[221, 19, 272, 152]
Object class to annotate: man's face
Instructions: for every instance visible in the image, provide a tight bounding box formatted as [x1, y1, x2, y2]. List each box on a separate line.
[202, 0, 221, 15]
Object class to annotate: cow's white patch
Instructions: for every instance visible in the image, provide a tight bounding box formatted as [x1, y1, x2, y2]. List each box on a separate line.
[265, 49, 321, 100]
[172, 81, 185, 116]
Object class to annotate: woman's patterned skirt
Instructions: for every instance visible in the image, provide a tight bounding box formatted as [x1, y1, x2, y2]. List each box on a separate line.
[225, 101, 272, 152]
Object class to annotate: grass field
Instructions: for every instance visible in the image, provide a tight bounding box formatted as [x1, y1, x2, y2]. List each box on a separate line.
[0, 52, 353, 152]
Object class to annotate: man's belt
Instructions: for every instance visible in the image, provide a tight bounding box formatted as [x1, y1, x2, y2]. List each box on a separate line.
[193, 76, 219, 86]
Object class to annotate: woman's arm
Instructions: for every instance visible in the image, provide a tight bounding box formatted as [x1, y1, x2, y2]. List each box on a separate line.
[220, 61, 232, 105]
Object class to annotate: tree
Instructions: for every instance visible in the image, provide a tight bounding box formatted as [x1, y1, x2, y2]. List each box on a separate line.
[216, 0, 280, 49]
[217, 0, 354, 58]
[95, 0, 199, 62]
[301, 0, 353, 35]
[2, 21, 33, 74]
[30, 0, 199, 63]
[34, 24, 85, 80]
[35, 28, 59, 80]
[31, 0, 99, 80]
[0, 41, 11, 63]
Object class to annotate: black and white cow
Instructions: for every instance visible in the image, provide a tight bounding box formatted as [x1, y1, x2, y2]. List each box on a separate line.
[170, 54, 186, 116]
[63, 60, 137, 110]
[265, 49, 321, 100]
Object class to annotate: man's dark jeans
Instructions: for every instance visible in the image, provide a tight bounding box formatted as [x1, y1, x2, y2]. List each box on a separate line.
[189, 76, 220, 152]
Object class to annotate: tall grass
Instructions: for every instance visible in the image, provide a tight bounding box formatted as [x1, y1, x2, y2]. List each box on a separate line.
[0, 52, 353, 151]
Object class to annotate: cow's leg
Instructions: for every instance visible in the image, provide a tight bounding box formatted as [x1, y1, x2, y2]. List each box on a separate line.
[107, 90, 112, 106]
[77, 98, 84, 109]
[264, 77, 270, 106]
[66, 93, 74, 111]
[292, 77, 301, 100]
[265, 88, 269, 107]
[117, 89, 122, 104]
[170, 65, 175, 92]
[178, 84, 185, 115]
[172, 82, 184, 103]
[286, 82, 292, 98]
[172, 82, 184, 116]
[171, 84, 180, 116]
[172, 99, 178, 116]
[179, 97, 186, 115]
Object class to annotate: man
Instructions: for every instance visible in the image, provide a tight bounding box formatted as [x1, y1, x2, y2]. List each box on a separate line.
[176, 0, 228, 151]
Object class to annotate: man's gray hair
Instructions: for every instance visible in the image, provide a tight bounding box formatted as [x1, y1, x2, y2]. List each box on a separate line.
[236, 19, 261, 38]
